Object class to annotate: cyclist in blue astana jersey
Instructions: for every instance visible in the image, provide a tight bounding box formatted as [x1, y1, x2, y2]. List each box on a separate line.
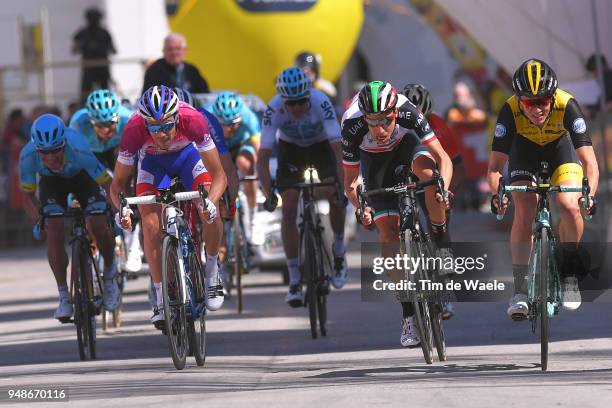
[19, 114, 121, 321]
[257, 67, 348, 307]
[69, 89, 134, 170]
[209, 92, 260, 238]
[69, 89, 143, 273]
[174, 88, 239, 218]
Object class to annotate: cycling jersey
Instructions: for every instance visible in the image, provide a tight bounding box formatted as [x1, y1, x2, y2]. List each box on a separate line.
[198, 107, 229, 155]
[117, 102, 216, 166]
[427, 112, 462, 164]
[206, 103, 261, 150]
[492, 88, 592, 153]
[68, 105, 134, 153]
[261, 88, 341, 149]
[19, 129, 110, 193]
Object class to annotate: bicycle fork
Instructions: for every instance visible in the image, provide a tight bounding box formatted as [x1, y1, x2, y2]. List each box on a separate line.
[166, 206, 189, 306]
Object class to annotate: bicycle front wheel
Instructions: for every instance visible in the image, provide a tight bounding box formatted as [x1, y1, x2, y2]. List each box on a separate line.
[187, 250, 207, 366]
[303, 229, 318, 339]
[539, 228, 550, 371]
[161, 235, 188, 370]
[72, 240, 96, 360]
[406, 237, 434, 364]
[233, 214, 245, 314]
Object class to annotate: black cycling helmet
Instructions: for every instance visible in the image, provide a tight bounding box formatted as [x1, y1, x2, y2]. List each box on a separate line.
[402, 83, 432, 116]
[512, 58, 558, 98]
[295, 51, 320, 79]
[358, 81, 398, 115]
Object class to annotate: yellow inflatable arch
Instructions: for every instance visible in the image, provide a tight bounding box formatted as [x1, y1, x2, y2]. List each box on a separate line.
[169, 0, 364, 101]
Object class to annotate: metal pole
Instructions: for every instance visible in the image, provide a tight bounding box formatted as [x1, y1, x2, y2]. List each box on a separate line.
[40, 6, 53, 105]
[590, 0, 610, 184]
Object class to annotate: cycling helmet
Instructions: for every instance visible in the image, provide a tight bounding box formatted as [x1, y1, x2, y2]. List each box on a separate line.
[30, 114, 66, 151]
[295, 51, 321, 78]
[212, 92, 244, 124]
[138, 85, 179, 121]
[276, 67, 311, 100]
[402, 83, 432, 116]
[173, 87, 195, 107]
[358, 81, 398, 115]
[86, 89, 119, 122]
[512, 58, 558, 98]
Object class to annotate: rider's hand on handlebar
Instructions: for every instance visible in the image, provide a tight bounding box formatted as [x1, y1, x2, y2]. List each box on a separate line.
[490, 194, 510, 215]
[263, 194, 278, 212]
[198, 198, 217, 224]
[355, 207, 375, 230]
[579, 195, 597, 217]
[116, 207, 134, 231]
[435, 190, 453, 209]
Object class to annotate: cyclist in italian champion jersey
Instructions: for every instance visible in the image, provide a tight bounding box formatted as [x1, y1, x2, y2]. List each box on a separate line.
[209, 92, 260, 237]
[110, 86, 227, 328]
[20, 114, 121, 321]
[173, 88, 239, 217]
[488, 59, 598, 318]
[69, 89, 134, 170]
[342, 81, 453, 348]
[70, 89, 144, 273]
[257, 67, 348, 307]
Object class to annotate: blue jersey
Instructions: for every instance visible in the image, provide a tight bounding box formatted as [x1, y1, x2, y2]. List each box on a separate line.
[19, 129, 110, 193]
[198, 108, 229, 155]
[206, 103, 261, 150]
[68, 105, 134, 153]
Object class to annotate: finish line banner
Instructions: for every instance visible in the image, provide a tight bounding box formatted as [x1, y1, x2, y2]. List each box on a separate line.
[359, 242, 612, 302]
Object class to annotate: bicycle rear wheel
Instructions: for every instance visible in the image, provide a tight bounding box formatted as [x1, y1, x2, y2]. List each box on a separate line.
[187, 250, 207, 366]
[430, 302, 447, 361]
[162, 235, 188, 370]
[539, 228, 550, 371]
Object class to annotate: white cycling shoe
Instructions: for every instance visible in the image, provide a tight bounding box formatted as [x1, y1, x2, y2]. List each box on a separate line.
[285, 284, 304, 308]
[54, 298, 73, 322]
[562, 277, 581, 310]
[151, 305, 165, 330]
[331, 254, 348, 289]
[507, 293, 529, 320]
[401, 317, 421, 348]
[205, 280, 225, 311]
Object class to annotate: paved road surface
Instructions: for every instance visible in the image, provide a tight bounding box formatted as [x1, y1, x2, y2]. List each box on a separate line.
[1, 211, 611, 407]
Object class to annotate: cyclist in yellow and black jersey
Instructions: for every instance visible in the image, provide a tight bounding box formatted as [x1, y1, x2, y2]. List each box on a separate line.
[488, 58, 599, 319]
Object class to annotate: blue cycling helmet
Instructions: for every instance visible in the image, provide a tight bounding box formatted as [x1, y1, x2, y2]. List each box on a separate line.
[212, 92, 244, 124]
[86, 89, 120, 122]
[30, 114, 66, 151]
[173, 87, 195, 107]
[138, 85, 179, 121]
[276, 67, 311, 100]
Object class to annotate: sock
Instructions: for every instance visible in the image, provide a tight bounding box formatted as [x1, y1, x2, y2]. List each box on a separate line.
[248, 206, 256, 224]
[206, 253, 219, 285]
[153, 282, 163, 307]
[430, 221, 451, 247]
[103, 259, 117, 280]
[333, 234, 345, 256]
[401, 301, 414, 318]
[287, 258, 300, 286]
[512, 264, 528, 295]
[58, 284, 69, 301]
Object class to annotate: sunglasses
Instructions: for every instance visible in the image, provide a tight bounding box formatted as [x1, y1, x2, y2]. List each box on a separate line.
[520, 96, 552, 108]
[145, 117, 177, 133]
[37, 146, 64, 155]
[222, 120, 242, 128]
[284, 98, 309, 107]
[91, 119, 118, 128]
[364, 113, 395, 127]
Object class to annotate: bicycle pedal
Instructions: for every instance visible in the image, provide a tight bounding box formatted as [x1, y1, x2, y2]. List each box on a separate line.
[57, 316, 73, 324]
[288, 299, 303, 308]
